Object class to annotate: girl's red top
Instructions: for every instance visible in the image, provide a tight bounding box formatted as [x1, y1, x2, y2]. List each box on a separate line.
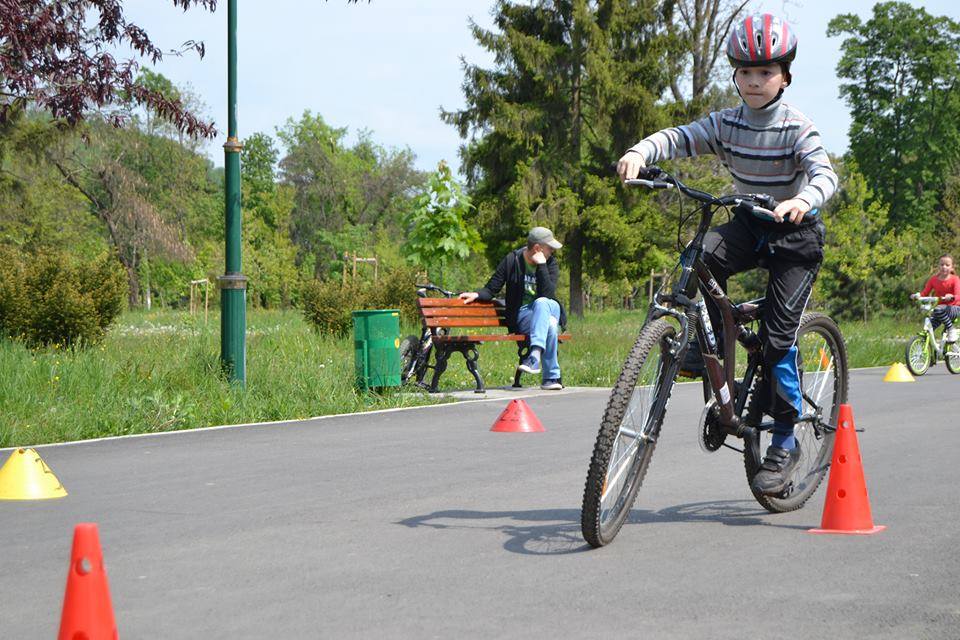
[921, 275, 960, 305]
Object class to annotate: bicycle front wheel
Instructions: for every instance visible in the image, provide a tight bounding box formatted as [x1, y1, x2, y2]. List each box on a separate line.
[581, 319, 678, 547]
[745, 312, 849, 513]
[905, 335, 931, 376]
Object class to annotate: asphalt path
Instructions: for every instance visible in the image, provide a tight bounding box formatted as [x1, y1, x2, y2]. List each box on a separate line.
[2, 367, 959, 638]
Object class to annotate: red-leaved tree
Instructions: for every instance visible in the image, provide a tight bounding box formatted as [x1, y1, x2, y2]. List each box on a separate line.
[0, 0, 218, 138]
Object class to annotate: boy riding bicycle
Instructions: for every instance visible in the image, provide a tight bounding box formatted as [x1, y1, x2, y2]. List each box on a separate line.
[617, 13, 838, 496]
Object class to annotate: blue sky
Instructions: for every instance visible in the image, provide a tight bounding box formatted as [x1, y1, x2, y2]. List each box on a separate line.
[125, 0, 959, 173]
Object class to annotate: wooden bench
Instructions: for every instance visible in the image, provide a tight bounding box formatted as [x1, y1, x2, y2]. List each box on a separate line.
[417, 297, 571, 393]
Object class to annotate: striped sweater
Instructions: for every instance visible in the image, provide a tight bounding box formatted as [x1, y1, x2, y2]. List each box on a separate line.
[628, 97, 838, 212]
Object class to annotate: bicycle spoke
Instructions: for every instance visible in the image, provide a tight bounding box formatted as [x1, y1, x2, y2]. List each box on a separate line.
[599, 347, 664, 516]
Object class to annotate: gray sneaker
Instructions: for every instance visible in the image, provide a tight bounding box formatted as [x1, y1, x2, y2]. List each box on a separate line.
[540, 379, 563, 390]
[751, 444, 801, 496]
[517, 351, 542, 375]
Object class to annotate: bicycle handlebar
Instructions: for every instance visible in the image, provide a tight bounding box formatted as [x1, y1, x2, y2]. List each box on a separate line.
[415, 283, 456, 298]
[624, 166, 782, 222]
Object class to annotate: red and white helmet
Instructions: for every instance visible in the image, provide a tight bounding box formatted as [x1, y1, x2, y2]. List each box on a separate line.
[727, 13, 798, 68]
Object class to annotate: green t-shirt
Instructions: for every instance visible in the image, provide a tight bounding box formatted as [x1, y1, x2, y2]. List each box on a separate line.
[523, 262, 537, 307]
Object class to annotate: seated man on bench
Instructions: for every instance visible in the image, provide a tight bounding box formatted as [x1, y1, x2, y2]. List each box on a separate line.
[459, 227, 567, 390]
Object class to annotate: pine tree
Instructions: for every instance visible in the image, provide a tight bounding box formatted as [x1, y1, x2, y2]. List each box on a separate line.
[444, 0, 676, 316]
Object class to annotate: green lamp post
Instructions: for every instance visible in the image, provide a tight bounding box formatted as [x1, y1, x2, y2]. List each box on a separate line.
[219, 0, 246, 384]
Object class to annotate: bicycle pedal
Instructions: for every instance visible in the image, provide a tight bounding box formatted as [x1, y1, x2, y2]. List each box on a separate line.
[776, 482, 794, 499]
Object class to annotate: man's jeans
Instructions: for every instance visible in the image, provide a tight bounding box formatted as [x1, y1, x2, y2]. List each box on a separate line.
[516, 297, 561, 382]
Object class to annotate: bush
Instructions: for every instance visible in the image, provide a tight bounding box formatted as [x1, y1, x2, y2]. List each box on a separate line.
[299, 279, 366, 337]
[299, 264, 421, 336]
[0, 247, 126, 347]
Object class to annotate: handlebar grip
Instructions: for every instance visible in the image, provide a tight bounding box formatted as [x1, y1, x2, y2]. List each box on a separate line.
[636, 166, 662, 180]
[624, 178, 673, 189]
[749, 205, 778, 220]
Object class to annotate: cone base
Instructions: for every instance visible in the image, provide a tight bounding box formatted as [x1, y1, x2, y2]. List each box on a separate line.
[807, 524, 886, 535]
[882, 362, 915, 382]
[490, 423, 545, 433]
[0, 448, 68, 500]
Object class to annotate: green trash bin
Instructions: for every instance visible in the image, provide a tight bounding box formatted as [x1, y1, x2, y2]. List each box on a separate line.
[352, 309, 401, 390]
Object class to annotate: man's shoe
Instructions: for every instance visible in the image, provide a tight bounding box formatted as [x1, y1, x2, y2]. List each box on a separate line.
[947, 327, 959, 343]
[678, 347, 705, 379]
[751, 444, 801, 496]
[540, 379, 563, 390]
[517, 352, 542, 375]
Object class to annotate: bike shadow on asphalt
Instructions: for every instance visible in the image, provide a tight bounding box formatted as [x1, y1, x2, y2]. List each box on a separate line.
[396, 500, 810, 556]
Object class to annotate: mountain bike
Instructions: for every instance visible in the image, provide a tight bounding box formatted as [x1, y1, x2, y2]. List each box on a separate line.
[399, 283, 456, 387]
[904, 296, 960, 376]
[580, 166, 849, 548]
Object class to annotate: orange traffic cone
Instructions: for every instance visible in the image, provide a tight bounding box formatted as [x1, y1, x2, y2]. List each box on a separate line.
[58, 523, 118, 640]
[490, 399, 545, 432]
[808, 404, 886, 535]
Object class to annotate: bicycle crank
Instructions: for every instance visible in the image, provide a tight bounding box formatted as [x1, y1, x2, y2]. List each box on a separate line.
[697, 400, 728, 453]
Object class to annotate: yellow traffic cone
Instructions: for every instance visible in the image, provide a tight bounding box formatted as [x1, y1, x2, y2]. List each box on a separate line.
[883, 362, 916, 383]
[0, 448, 68, 500]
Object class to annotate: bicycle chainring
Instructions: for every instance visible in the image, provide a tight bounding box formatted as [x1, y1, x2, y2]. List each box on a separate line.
[697, 400, 727, 453]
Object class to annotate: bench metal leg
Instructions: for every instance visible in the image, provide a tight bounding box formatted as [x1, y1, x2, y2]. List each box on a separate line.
[429, 348, 451, 392]
[463, 346, 485, 393]
[513, 341, 530, 388]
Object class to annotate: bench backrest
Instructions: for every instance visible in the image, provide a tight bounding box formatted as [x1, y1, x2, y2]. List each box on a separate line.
[416, 298, 508, 331]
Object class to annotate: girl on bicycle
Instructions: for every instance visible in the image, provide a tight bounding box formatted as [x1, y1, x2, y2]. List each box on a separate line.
[616, 13, 837, 496]
[912, 254, 960, 342]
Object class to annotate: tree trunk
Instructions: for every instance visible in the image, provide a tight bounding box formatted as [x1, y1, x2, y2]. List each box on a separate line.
[124, 262, 140, 308]
[568, 227, 584, 317]
[568, 6, 584, 318]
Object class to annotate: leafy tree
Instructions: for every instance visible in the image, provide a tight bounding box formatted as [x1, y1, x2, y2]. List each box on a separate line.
[828, 2, 960, 231]
[401, 161, 484, 285]
[816, 160, 912, 320]
[666, 0, 749, 112]
[277, 111, 423, 278]
[0, 0, 216, 138]
[444, 0, 677, 316]
[10, 116, 219, 307]
[239, 133, 299, 307]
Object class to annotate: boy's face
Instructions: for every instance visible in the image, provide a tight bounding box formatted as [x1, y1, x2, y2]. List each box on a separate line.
[734, 64, 788, 109]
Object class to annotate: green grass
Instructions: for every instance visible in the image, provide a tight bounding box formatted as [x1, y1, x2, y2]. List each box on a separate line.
[0, 308, 921, 447]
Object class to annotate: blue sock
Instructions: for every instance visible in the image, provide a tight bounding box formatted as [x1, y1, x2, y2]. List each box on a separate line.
[771, 421, 796, 451]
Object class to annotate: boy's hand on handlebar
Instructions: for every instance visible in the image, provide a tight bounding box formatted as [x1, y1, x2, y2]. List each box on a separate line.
[910, 292, 920, 300]
[616, 151, 645, 182]
[459, 291, 479, 304]
[774, 198, 812, 224]
[944, 294, 955, 302]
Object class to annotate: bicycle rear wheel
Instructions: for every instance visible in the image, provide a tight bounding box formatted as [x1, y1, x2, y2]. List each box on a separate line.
[399, 335, 429, 384]
[581, 319, 678, 547]
[745, 312, 849, 513]
[905, 335, 931, 376]
[945, 341, 960, 374]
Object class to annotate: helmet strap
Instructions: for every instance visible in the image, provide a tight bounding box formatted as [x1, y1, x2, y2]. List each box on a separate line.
[732, 71, 785, 109]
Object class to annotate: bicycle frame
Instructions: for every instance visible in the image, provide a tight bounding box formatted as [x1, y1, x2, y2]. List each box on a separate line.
[646, 198, 762, 436]
[915, 298, 945, 360]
